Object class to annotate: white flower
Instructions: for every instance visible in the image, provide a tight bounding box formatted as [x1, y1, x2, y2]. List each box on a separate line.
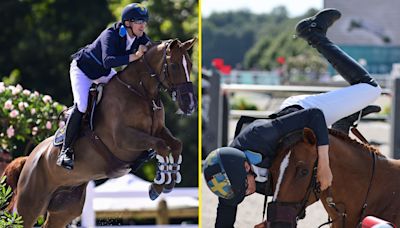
[0, 82, 5, 93]
[11, 85, 22, 95]
[9, 110, 19, 118]
[30, 91, 40, 98]
[42, 95, 52, 103]
[45, 121, 52, 129]
[18, 102, 25, 111]
[7, 126, 15, 138]
[32, 126, 38, 136]
[4, 100, 13, 110]
[31, 108, 36, 115]
[23, 89, 31, 96]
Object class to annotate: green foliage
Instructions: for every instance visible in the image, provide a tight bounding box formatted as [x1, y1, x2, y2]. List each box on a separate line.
[0, 0, 114, 104]
[231, 97, 258, 110]
[0, 177, 23, 228]
[203, 6, 327, 75]
[0, 82, 67, 157]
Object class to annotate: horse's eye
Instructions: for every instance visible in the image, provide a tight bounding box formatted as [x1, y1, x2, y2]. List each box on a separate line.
[300, 168, 309, 177]
[296, 166, 309, 178]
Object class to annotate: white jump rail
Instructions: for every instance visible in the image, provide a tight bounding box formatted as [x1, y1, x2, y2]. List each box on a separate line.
[81, 181, 198, 228]
[221, 83, 392, 95]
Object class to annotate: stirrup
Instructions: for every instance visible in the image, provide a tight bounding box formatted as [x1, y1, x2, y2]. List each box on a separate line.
[56, 148, 75, 170]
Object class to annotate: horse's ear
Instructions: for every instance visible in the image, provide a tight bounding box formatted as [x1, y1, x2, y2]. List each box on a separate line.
[167, 39, 179, 53]
[182, 37, 197, 50]
[303, 128, 317, 145]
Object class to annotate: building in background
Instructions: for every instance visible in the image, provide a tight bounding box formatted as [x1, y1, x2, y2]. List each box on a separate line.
[325, 0, 400, 74]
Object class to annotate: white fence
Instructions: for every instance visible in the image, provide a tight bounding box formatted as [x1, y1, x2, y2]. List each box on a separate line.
[81, 180, 198, 228]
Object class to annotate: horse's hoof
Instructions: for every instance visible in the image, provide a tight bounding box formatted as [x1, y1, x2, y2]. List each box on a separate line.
[163, 182, 175, 193]
[149, 184, 161, 200]
[163, 187, 173, 193]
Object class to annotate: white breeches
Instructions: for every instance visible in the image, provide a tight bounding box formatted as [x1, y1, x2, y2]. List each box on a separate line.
[280, 83, 382, 126]
[69, 60, 117, 113]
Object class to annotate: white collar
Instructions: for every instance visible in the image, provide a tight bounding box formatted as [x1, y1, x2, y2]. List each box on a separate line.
[126, 34, 136, 51]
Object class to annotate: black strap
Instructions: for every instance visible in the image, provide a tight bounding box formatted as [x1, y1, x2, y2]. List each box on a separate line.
[318, 217, 333, 228]
[357, 151, 376, 226]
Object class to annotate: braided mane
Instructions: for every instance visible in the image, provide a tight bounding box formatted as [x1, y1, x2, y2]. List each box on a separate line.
[328, 129, 383, 157]
[277, 128, 383, 157]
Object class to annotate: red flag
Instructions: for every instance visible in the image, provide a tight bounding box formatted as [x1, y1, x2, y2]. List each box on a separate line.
[276, 56, 285, 65]
[220, 65, 232, 74]
[212, 58, 224, 69]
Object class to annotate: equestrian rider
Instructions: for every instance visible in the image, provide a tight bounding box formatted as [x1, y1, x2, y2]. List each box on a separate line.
[203, 8, 382, 227]
[57, 3, 152, 170]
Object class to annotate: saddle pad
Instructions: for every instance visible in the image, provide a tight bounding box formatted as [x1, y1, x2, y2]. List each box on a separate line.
[53, 125, 66, 147]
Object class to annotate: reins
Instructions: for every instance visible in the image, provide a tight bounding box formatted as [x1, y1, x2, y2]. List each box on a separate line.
[115, 40, 175, 113]
[318, 139, 377, 228]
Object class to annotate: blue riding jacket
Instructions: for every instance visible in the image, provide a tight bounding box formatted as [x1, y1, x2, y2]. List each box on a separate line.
[72, 22, 151, 79]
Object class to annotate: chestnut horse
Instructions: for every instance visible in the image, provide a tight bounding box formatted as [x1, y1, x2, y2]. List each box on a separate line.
[263, 128, 400, 228]
[2, 38, 197, 228]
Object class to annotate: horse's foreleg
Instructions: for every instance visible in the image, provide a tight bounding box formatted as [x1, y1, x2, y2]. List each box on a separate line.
[157, 126, 183, 193]
[116, 126, 171, 157]
[116, 127, 171, 199]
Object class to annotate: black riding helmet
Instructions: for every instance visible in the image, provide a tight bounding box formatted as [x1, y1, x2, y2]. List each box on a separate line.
[203, 147, 248, 205]
[121, 3, 149, 22]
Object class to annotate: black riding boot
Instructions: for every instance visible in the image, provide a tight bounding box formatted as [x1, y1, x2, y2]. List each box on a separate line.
[332, 105, 381, 134]
[295, 9, 378, 87]
[56, 106, 83, 170]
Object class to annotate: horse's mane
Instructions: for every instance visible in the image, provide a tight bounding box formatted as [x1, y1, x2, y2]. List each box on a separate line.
[276, 128, 384, 157]
[328, 129, 383, 157]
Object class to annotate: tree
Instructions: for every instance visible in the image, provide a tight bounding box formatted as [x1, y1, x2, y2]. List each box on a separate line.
[0, 0, 114, 104]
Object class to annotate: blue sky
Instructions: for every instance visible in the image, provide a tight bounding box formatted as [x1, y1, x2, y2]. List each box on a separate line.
[202, 0, 323, 17]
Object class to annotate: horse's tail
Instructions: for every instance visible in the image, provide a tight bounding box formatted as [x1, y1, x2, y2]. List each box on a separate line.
[1, 156, 28, 211]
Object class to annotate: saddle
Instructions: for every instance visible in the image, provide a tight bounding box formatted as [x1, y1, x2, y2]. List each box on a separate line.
[53, 83, 105, 147]
[53, 84, 155, 174]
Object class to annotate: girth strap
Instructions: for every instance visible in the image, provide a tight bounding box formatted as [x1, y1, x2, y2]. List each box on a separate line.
[84, 129, 156, 173]
[84, 130, 131, 172]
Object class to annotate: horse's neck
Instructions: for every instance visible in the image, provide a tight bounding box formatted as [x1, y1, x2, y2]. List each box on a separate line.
[329, 135, 400, 197]
[120, 62, 159, 98]
[327, 136, 400, 225]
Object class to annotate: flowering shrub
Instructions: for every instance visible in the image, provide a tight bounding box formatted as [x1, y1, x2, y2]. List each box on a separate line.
[0, 82, 67, 157]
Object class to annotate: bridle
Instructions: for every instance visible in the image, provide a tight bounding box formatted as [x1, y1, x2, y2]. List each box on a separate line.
[116, 39, 195, 113]
[265, 158, 321, 227]
[266, 146, 377, 228]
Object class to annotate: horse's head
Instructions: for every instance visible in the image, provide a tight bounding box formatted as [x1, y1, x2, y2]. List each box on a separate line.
[143, 38, 197, 115]
[266, 128, 320, 228]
